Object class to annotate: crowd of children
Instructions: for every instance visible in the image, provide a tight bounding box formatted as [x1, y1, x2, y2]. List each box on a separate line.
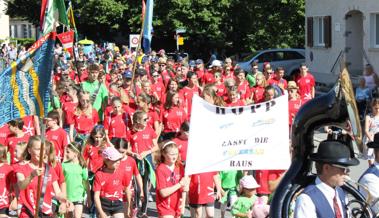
[0, 43, 329, 218]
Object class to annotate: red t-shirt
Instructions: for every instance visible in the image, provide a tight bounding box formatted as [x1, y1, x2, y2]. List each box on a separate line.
[268, 77, 288, 90]
[5, 134, 30, 164]
[46, 127, 68, 162]
[202, 71, 215, 85]
[255, 170, 285, 195]
[151, 81, 166, 101]
[93, 167, 128, 201]
[237, 81, 251, 100]
[156, 163, 184, 217]
[180, 86, 201, 118]
[82, 143, 109, 172]
[188, 172, 216, 204]
[17, 163, 58, 216]
[0, 124, 10, 145]
[103, 112, 128, 140]
[162, 106, 187, 133]
[62, 101, 78, 125]
[67, 109, 99, 134]
[296, 73, 315, 101]
[171, 137, 188, 162]
[119, 156, 140, 188]
[215, 83, 226, 97]
[0, 163, 13, 209]
[225, 99, 245, 107]
[288, 98, 302, 127]
[147, 110, 161, 130]
[127, 126, 157, 154]
[22, 116, 36, 137]
[251, 86, 266, 103]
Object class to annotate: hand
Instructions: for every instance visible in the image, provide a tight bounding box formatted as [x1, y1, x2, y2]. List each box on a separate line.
[247, 210, 253, 218]
[58, 202, 67, 214]
[140, 151, 150, 159]
[66, 200, 74, 212]
[140, 193, 145, 203]
[31, 167, 44, 178]
[86, 197, 92, 208]
[216, 190, 222, 200]
[134, 153, 143, 160]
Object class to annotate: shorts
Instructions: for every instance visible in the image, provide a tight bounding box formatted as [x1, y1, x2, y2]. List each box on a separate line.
[73, 201, 84, 206]
[0, 207, 8, 215]
[189, 202, 214, 208]
[100, 197, 124, 216]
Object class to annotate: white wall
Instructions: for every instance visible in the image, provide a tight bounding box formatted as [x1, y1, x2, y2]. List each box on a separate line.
[306, 0, 379, 85]
[0, 0, 9, 41]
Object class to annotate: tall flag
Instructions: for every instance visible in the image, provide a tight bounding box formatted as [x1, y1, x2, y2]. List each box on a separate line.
[67, 1, 78, 41]
[40, 0, 69, 35]
[57, 31, 74, 56]
[142, 0, 154, 53]
[0, 32, 56, 126]
[142, 0, 146, 20]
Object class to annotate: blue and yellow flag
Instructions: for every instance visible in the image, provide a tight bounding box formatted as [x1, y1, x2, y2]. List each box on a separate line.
[0, 32, 56, 126]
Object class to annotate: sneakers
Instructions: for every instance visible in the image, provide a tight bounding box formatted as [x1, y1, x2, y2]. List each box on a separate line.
[148, 194, 154, 202]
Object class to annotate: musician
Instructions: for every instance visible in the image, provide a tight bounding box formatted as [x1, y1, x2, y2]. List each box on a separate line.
[358, 132, 379, 213]
[294, 140, 359, 218]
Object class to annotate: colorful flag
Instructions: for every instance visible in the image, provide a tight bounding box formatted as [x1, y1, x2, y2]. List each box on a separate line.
[142, 0, 146, 20]
[67, 1, 78, 40]
[0, 32, 56, 126]
[142, 0, 154, 53]
[41, 0, 69, 34]
[57, 31, 74, 55]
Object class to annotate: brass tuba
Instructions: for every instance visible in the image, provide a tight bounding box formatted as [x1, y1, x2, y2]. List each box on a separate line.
[269, 68, 373, 217]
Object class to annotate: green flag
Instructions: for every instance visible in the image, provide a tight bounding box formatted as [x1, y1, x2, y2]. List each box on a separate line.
[42, 0, 69, 35]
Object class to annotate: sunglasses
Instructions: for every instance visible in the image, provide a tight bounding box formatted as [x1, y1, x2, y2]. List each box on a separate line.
[152, 74, 160, 77]
[330, 164, 350, 174]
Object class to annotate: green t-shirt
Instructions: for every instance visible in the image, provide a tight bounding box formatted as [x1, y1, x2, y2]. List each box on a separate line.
[62, 162, 88, 202]
[80, 80, 108, 118]
[246, 74, 256, 87]
[231, 196, 257, 217]
[219, 170, 243, 189]
[47, 95, 61, 112]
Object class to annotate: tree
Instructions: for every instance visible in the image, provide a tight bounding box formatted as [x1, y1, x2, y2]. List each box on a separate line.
[5, 0, 305, 57]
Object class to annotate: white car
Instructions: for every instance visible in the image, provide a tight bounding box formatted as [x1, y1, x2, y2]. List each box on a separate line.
[237, 48, 305, 79]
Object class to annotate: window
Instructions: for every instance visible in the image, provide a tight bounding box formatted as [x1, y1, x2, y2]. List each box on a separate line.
[283, 51, 304, 60]
[257, 52, 275, 63]
[307, 16, 332, 48]
[314, 17, 324, 46]
[371, 13, 379, 48]
[22, 24, 28, 38]
[28, 25, 32, 38]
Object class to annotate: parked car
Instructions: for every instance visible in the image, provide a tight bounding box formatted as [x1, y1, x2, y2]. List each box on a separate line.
[236, 48, 305, 79]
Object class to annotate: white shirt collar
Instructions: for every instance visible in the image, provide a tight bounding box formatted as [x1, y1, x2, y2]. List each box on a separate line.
[315, 177, 338, 199]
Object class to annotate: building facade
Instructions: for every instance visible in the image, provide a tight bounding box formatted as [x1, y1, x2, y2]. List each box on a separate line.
[0, 0, 9, 41]
[306, 0, 379, 85]
[9, 18, 37, 39]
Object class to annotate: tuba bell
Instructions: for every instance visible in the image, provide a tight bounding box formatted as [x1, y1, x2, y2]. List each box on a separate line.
[269, 68, 374, 217]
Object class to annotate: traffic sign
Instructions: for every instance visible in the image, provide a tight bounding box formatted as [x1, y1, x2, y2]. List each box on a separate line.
[178, 36, 184, 45]
[129, 34, 140, 48]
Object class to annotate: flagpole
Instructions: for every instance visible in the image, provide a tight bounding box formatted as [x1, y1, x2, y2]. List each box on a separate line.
[131, 3, 146, 86]
[34, 119, 46, 218]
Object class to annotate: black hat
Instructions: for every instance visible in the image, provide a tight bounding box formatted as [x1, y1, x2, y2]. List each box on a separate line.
[367, 132, 379, 148]
[309, 140, 359, 166]
[136, 68, 147, 76]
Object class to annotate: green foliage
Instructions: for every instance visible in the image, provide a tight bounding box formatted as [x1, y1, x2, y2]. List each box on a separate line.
[5, 0, 305, 56]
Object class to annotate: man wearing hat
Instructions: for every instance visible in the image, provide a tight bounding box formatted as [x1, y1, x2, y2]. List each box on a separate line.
[358, 133, 379, 213]
[288, 81, 302, 127]
[202, 60, 222, 85]
[294, 140, 359, 218]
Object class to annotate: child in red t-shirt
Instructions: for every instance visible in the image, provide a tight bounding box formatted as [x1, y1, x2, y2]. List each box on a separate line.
[6, 119, 30, 164]
[45, 110, 69, 162]
[0, 144, 13, 217]
[155, 142, 189, 218]
[104, 97, 129, 141]
[171, 122, 189, 164]
[82, 125, 110, 174]
[93, 147, 126, 218]
[15, 136, 72, 218]
[111, 137, 143, 218]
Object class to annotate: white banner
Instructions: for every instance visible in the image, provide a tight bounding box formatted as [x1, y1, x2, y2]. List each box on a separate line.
[185, 94, 291, 176]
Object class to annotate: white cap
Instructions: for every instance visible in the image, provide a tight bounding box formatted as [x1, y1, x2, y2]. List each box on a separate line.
[211, 60, 222, 67]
